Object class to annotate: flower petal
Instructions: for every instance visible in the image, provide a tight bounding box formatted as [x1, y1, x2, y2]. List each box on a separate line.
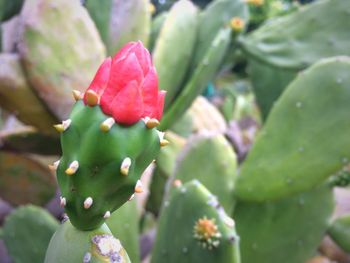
[100, 53, 143, 115]
[83, 57, 112, 104]
[131, 41, 152, 75]
[111, 81, 143, 125]
[153, 90, 166, 120]
[141, 67, 158, 118]
[113, 42, 136, 62]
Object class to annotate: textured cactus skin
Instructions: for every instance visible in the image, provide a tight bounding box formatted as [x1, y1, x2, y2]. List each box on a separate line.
[240, 0, 350, 70]
[249, 59, 296, 120]
[86, 0, 151, 55]
[45, 220, 131, 263]
[152, 180, 240, 263]
[152, 0, 198, 109]
[169, 134, 237, 214]
[188, 96, 227, 134]
[235, 57, 350, 201]
[0, 127, 60, 155]
[0, 152, 56, 206]
[0, 54, 57, 134]
[149, 12, 168, 51]
[147, 132, 186, 215]
[3, 205, 59, 263]
[57, 100, 160, 230]
[328, 214, 350, 252]
[106, 201, 140, 263]
[234, 185, 334, 263]
[191, 0, 249, 69]
[159, 28, 231, 130]
[18, 0, 106, 120]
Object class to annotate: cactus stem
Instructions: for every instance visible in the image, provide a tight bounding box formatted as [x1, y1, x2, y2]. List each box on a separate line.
[160, 139, 170, 147]
[72, 90, 82, 101]
[65, 160, 79, 175]
[145, 118, 160, 129]
[85, 90, 99, 106]
[120, 157, 132, 176]
[100, 117, 115, 132]
[128, 194, 135, 201]
[134, 180, 143, 193]
[84, 197, 93, 209]
[60, 196, 66, 207]
[48, 160, 60, 171]
[103, 211, 111, 219]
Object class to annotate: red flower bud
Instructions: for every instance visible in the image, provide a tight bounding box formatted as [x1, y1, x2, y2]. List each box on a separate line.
[83, 41, 166, 125]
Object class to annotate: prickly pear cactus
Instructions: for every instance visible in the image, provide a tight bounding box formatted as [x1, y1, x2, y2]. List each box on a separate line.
[169, 133, 237, 214]
[234, 185, 334, 263]
[3, 205, 59, 263]
[106, 201, 140, 263]
[149, 11, 168, 51]
[152, 180, 240, 263]
[159, 27, 231, 130]
[52, 41, 166, 231]
[85, 0, 151, 55]
[18, 0, 106, 120]
[0, 53, 57, 134]
[235, 57, 350, 201]
[54, 99, 160, 230]
[191, 0, 249, 69]
[240, 0, 350, 70]
[45, 219, 130, 263]
[328, 214, 350, 252]
[152, 0, 198, 108]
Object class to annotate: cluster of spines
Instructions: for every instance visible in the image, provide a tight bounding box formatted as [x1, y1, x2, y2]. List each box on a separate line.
[193, 216, 222, 250]
[49, 90, 170, 220]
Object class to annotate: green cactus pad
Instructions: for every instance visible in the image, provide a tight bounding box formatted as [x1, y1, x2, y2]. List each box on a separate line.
[3, 205, 59, 263]
[152, 180, 240, 263]
[56, 100, 160, 230]
[235, 57, 350, 201]
[191, 0, 249, 69]
[0, 53, 57, 134]
[86, 0, 151, 55]
[328, 214, 350, 252]
[159, 27, 231, 130]
[169, 133, 237, 214]
[0, 152, 56, 206]
[18, 0, 105, 120]
[240, 0, 350, 70]
[152, 0, 198, 109]
[0, 127, 60, 155]
[149, 11, 168, 51]
[106, 201, 140, 263]
[45, 219, 130, 263]
[248, 59, 296, 120]
[234, 185, 334, 263]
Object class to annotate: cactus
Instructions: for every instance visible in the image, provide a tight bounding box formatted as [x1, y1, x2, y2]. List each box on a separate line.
[18, 0, 106, 120]
[239, 0, 350, 70]
[169, 133, 237, 214]
[0, 152, 56, 206]
[45, 219, 131, 263]
[248, 59, 297, 120]
[147, 132, 186, 215]
[149, 11, 168, 51]
[234, 184, 334, 263]
[106, 201, 140, 263]
[235, 57, 350, 201]
[191, 0, 249, 69]
[159, 27, 231, 130]
[152, 180, 240, 263]
[0, 53, 57, 134]
[3, 205, 59, 263]
[328, 214, 350, 253]
[85, 0, 151, 55]
[152, 0, 198, 108]
[0, 127, 60, 155]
